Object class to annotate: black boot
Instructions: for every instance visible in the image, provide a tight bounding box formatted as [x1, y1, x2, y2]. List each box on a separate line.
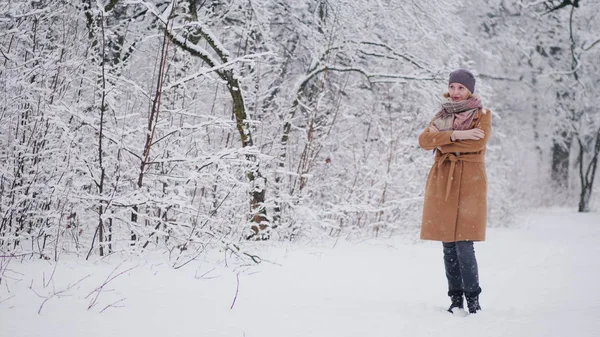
[447, 291, 464, 313]
[465, 287, 482, 314]
[465, 295, 482, 314]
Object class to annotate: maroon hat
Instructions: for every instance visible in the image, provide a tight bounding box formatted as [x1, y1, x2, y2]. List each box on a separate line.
[449, 69, 476, 93]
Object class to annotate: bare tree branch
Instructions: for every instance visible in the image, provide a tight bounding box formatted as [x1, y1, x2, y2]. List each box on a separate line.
[582, 38, 600, 51]
[543, 0, 580, 15]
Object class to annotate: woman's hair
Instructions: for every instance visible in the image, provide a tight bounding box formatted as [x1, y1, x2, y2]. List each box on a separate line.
[442, 91, 474, 99]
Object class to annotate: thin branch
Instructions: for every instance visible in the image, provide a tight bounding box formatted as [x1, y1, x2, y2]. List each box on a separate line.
[0, 295, 15, 305]
[582, 38, 600, 51]
[172, 189, 234, 268]
[368, 72, 440, 81]
[29, 274, 91, 314]
[543, 0, 579, 15]
[478, 73, 522, 82]
[164, 52, 273, 90]
[359, 41, 431, 70]
[100, 297, 126, 313]
[185, 22, 230, 63]
[568, 4, 580, 82]
[519, 0, 548, 9]
[295, 65, 438, 94]
[242, 252, 262, 264]
[0, 47, 10, 61]
[0, 253, 35, 258]
[230, 273, 240, 309]
[167, 30, 227, 83]
[86, 263, 138, 310]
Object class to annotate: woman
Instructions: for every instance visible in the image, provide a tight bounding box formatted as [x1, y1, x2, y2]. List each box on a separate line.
[418, 69, 492, 314]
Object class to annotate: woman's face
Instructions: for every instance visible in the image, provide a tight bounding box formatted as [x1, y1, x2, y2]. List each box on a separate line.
[448, 83, 471, 102]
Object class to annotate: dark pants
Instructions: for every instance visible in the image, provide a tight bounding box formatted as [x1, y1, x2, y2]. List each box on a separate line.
[443, 241, 481, 297]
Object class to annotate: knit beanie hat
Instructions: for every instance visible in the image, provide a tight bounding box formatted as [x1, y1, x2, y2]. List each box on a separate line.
[448, 69, 476, 93]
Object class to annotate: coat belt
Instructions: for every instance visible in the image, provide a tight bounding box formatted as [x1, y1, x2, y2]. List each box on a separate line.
[436, 153, 485, 202]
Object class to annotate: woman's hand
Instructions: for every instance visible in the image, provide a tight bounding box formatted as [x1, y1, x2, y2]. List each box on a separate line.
[428, 125, 439, 132]
[452, 128, 485, 141]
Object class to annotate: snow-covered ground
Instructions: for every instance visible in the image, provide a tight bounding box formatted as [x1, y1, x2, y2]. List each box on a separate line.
[1, 209, 599, 337]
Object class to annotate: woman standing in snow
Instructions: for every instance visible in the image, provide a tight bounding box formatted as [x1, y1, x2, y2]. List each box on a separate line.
[418, 69, 491, 314]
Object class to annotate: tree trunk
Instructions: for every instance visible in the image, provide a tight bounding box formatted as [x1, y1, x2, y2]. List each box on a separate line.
[551, 133, 572, 190]
[577, 130, 600, 212]
[226, 75, 268, 239]
[87, 9, 109, 259]
[131, 19, 172, 245]
[166, 13, 269, 239]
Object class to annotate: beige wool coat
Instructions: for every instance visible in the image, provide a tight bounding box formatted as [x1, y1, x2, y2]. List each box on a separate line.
[418, 108, 492, 242]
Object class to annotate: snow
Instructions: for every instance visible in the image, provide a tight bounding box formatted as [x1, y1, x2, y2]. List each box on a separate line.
[159, 0, 175, 23]
[1, 209, 599, 337]
[133, 0, 174, 25]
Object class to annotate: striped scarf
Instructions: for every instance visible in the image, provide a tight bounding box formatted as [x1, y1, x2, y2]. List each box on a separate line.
[433, 96, 482, 131]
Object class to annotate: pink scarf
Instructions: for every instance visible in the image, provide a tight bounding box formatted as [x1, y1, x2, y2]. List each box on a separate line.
[432, 96, 482, 131]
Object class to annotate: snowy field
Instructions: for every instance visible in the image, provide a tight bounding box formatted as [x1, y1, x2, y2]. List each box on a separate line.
[1, 209, 599, 337]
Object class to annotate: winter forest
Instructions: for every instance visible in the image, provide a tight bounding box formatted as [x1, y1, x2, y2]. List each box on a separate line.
[1, 0, 600, 334]
[2, 0, 598, 260]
